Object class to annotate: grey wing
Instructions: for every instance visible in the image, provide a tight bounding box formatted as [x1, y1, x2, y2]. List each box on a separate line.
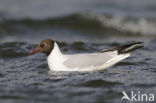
[63, 51, 118, 68]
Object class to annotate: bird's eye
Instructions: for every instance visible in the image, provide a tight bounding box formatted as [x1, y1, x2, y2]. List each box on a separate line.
[41, 43, 47, 47]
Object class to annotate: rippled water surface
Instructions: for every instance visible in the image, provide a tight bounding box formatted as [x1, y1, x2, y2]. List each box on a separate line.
[0, 0, 156, 103]
[0, 38, 156, 103]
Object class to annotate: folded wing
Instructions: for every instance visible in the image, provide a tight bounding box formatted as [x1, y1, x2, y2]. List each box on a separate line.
[63, 51, 119, 68]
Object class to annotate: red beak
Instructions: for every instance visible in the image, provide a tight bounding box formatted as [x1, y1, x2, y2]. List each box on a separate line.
[29, 49, 40, 54]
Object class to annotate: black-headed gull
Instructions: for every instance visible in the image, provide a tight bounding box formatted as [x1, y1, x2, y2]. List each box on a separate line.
[30, 39, 143, 71]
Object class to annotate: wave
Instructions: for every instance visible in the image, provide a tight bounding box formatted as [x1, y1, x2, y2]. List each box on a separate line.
[0, 13, 156, 37]
[82, 13, 156, 36]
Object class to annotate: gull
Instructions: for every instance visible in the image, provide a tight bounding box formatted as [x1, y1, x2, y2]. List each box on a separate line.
[30, 39, 143, 71]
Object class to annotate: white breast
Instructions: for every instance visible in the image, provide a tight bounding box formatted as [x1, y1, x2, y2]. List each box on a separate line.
[47, 42, 69, 71]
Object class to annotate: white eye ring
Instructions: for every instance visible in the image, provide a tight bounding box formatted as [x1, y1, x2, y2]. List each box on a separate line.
[41, 43, 47, 47]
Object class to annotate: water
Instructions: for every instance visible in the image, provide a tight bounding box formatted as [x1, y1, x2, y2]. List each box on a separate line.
[0, 0, 156, 103]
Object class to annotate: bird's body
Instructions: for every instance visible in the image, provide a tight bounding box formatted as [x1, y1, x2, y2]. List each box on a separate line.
[29, 39, 143, 71]
[47, 43, 130, 71]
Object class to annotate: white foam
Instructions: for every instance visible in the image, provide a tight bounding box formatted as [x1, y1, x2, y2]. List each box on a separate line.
[82, 13, 156, 36]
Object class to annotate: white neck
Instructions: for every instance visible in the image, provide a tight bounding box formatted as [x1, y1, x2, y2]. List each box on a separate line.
[47, 42, 67, 71]
[50, 42, 62, 56]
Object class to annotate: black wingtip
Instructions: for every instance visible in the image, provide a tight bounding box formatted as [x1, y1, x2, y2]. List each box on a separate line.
[118, 42, 143, 54]
[133, 42, 144, 44]
[100, 42, 143, 54]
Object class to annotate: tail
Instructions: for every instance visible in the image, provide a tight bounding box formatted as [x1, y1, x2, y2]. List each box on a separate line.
[118, 42, 143, 54]
[100, 42, 143, 54]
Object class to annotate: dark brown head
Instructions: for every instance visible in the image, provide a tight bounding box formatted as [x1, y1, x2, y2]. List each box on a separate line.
[29, 39, 54, 56]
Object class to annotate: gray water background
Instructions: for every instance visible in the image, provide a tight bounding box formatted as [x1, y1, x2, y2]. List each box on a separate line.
[0, 0, 156, 103]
